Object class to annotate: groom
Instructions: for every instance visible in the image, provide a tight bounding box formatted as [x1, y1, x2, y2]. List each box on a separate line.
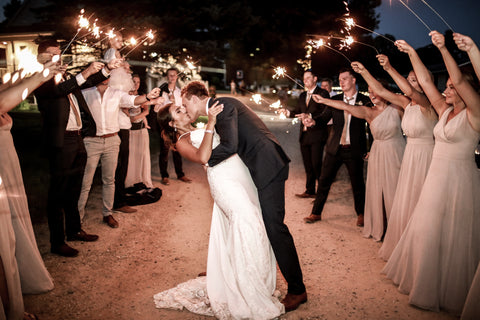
[181, 81, 307, 311]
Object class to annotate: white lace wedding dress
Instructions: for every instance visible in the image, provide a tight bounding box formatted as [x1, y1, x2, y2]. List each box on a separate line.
[153, 129, 284, 320]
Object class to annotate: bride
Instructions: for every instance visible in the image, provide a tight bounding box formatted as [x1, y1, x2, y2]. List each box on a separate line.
[154, 102, 285, 319]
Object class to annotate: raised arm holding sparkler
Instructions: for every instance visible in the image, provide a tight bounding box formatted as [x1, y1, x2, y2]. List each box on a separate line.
[351, 60, 435, 121]
[0, 62, 64, 114]
[453, 33, 480, 81]
[351, 61, 410, 108]
[430, 30, 480, 132]
[395, 39, 449, 118]
[375, 55, 433, 112]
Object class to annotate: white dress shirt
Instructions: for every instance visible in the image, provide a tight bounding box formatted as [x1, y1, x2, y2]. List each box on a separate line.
[341, 92, 358, 145]
[65, 69, 110, 131]
[81, 86, 137, 135]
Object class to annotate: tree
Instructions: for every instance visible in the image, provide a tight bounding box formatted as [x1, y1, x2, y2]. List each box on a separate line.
[2, 0, 22, 23]
[27, 0, 382, 87]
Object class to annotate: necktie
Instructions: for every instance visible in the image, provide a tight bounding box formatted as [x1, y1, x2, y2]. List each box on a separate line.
[306, 92, 312, 106]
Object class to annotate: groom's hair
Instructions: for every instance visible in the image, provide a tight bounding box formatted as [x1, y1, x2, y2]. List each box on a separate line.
[181, 81, 209, 100]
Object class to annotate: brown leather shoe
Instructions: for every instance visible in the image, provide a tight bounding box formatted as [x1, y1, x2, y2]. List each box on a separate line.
[295, 192, 316, 199]
[281, 292, 307, 312]
[103, 215, 119, 228]
[51, 243, 79, 257]
[357, 214, 364, 227]
[304, 214, 322, 224]
[198, 271, 206, 277]
[161, 177, 170, 185]
[114, 205, 137, 213]
[67, 229, 99, 242]
[178, 176, 192, 183]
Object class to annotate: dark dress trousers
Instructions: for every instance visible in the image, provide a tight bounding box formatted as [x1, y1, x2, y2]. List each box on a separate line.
[311, 92, 372, 217]
[34, 70, 107, 247]
[291, 86, 330, 195]
[208, 97, 305, 295]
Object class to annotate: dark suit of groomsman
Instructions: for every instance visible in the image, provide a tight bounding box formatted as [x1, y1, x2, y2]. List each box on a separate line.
[34, 40, 107, 256]
[304, 68, 372, 227]
[288, 70, 330, 198]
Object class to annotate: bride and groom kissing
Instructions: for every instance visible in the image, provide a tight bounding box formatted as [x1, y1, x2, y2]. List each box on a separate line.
[154, 81, 307, 319]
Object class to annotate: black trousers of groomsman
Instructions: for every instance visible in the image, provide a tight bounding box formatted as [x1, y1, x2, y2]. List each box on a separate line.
[46, 134, 86, 246]
[158, 129, 185, 180]
[113, 129, 130, 209]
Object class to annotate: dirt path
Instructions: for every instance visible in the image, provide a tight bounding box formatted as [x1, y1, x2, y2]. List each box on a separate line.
[22, 94, 454, 320]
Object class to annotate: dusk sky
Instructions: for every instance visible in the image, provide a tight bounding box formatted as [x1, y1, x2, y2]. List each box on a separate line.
[375, 0, 480, 48]
[1, 0, 479, 49]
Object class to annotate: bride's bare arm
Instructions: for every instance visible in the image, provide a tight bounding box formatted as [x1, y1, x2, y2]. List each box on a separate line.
[176, 102, 224, 165]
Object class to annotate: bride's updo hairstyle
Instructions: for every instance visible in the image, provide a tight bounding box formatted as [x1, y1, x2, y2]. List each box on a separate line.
[157, 103, 177, 145]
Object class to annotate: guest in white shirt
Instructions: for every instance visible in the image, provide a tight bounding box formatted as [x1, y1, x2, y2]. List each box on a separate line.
[78, 79, 162, 228]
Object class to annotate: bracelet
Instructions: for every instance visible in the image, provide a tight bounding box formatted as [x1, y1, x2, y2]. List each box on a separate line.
[204, 129, 214, 134]
[145, 94, 151, 101]
[104, 65, 110, 73]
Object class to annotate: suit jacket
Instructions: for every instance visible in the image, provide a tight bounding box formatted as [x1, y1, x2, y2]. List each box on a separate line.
[208, 97, 290, 189]
[291, 86, 330, 145]
[314, 92, 372, 158]
[34, 70, 108, 148]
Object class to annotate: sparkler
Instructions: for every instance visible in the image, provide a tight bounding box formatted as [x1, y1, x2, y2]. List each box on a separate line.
[251, 94, 262, 104]
[420, 0, 454, 31]
[76, 20, 108, 41]
[249, 92, 276, 106]
[177, 58, 198, 77]
[61, 9, 91, 55]
[397, 0, 432, 31]
[307, 34, 379, 54]
[123, 30, 155, 57]
[307, 39, 352, 64]
[344, 18, 396, 44]
[272, 66, 304, 89]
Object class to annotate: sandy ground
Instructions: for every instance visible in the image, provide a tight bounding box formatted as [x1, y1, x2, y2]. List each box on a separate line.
[20, 94, 455, 320]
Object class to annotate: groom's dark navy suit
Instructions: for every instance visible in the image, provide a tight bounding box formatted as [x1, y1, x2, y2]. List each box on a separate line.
[207, 97, 305, 295]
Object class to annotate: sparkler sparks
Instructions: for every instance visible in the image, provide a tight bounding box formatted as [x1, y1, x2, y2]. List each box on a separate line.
[123, 29, 155, 57]
[341, 17, 396, 44]
[272, 66, 305, 89]
[251, 94, 262, 104]
[272, 66, 286, 80]
[305, 38, 352, 64]
[61, 9, 92, 55]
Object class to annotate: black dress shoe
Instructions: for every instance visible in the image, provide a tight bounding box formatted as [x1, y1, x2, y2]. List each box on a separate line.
[67, 229, 99, 242]
[51, 243, 79, 257]
[281, 292, 308, 312]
